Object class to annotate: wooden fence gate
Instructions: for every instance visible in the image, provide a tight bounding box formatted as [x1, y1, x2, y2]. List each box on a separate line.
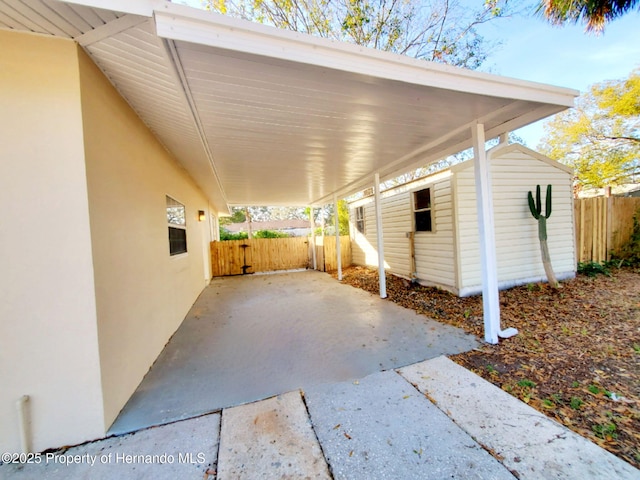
[210, 235, 352, 277]
[574, 196, 640, 263]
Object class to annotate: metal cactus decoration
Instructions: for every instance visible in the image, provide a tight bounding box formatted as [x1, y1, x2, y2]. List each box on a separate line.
[528, 185, 559, 288]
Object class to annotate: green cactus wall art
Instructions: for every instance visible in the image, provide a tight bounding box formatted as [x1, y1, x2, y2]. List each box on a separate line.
[528, 184, 559, 288]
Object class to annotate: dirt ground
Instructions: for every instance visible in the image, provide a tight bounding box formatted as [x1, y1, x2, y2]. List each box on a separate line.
[333, 265, 640, 469]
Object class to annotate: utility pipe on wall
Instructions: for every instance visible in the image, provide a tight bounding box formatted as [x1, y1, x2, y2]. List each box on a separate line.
[16, 395, 31, 454]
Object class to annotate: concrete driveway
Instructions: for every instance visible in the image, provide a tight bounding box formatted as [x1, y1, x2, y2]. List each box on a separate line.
[109, 270, 478, 434]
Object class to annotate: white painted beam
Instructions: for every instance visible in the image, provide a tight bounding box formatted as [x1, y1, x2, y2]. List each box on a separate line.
[333, 193, 342, 281]
[472, 123, 500, 344]
[374, 173, 387, 299]
[310, 207, 317, 270]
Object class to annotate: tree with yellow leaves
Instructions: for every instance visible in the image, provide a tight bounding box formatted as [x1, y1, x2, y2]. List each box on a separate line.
[539, 69, 640, 191]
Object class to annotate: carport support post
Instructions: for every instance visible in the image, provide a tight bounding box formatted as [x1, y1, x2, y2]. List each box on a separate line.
[374, 173, 387, 298]
[472, 123, 500, 345]
[309, 206, 317, 270]
[333, 193, 342, 280]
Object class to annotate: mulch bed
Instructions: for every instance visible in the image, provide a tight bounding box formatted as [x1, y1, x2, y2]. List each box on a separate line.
[332, 265, 640, 469]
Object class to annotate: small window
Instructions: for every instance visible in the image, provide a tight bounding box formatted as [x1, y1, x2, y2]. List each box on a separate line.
[413, 188, 433, 232]
[167, 196, 187, 255]
[355, 206, 365, 234]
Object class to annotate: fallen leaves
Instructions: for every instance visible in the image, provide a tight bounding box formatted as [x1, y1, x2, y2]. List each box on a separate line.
[335, 265, 640, 469]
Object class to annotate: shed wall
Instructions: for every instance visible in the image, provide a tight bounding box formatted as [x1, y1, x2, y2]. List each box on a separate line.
[455, 147, 575, 295]
[414, 179, 456, 288]
[350, 145, 575, 296]
[350, 173, 455, 286]
[351, 192, 412, 276]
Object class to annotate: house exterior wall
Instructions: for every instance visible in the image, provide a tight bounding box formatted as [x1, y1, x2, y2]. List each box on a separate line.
[0, 32, 104, 453]
[78, 48, 213, 429]
[454, 144, 575, 295]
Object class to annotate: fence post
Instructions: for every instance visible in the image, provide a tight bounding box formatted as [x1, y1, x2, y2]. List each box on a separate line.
[579, 199, 585, 263]
[605, 187, 612, 261]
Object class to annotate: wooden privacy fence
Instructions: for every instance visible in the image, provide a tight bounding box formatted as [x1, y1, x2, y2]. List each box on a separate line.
[313, 236, 352, 272]
[575, 196, 640, 263]
[210, 235, 352, 277]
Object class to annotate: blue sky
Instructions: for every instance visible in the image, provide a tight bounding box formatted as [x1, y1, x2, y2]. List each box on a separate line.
[476, 5, 640, 147]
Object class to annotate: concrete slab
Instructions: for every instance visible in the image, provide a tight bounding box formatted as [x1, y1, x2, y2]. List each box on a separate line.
[0, 413, 220, 480]
[303, 369, 515, 480]
[110, 271, 477, 434]
[217, 391, 331, 479]
[399, 356, 640, 480]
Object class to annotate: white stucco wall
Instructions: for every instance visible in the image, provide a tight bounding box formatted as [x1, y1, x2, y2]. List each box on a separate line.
[0, 32, 105, 453]
[78, 48, 213, 429]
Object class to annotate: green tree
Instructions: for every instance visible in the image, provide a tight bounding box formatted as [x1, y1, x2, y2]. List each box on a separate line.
[537, 0, 639, 33]
[539, 69, 640, 190]
[337, 199, 350, 235]
[219, 207, 246, 225]
[203, 0, 512, 69]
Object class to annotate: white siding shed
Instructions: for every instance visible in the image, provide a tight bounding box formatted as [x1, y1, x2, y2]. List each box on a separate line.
[350, 143, 576, 296]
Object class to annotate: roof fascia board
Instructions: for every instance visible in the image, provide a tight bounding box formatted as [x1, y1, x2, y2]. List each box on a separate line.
[61, 0, 161, 17]
[153, 3, 578, 106]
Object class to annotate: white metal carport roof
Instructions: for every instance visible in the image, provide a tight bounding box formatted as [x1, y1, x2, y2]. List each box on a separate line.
[1, 0, 577, 215]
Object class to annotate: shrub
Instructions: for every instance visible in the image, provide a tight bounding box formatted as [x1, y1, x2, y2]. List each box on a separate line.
[219, 228, 248, 241]
[577, 261, 612, 277]
[219, 227, 292, 240]
[252, 229, 291, 238]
